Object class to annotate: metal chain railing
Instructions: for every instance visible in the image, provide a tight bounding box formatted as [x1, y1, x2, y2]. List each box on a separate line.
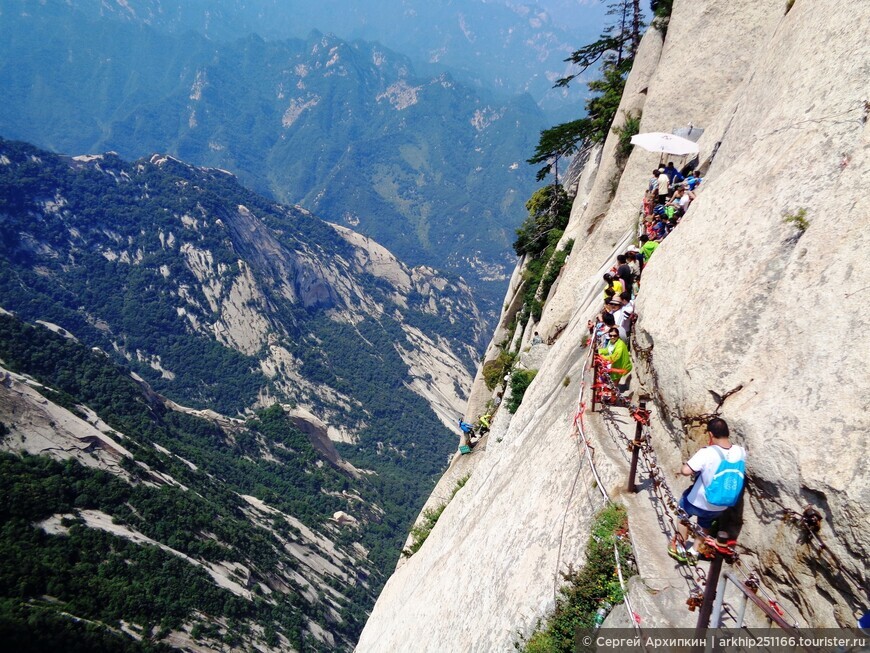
[584, 337, 810, 629]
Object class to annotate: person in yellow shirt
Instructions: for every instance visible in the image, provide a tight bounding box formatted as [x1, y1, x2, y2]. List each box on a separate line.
[598, 328, 632, 386]
[603, 273, 623, 299]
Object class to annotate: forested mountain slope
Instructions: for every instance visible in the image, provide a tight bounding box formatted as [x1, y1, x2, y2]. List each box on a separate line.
[0, 3, 548, 309]
[0, 312, 388, 651]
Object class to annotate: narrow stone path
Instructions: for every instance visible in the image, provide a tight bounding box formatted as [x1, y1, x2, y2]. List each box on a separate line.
[588, 406, 772, 631]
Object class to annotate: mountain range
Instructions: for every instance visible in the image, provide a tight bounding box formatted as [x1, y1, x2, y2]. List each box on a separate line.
[0, 137, 490, 646]
[0, 135, 482, 438]
[0, 1, 561, 311]
[25, 0, 606, 114]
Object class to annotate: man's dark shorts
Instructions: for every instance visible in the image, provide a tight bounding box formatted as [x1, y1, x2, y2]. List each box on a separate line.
[680, 492, 724, 530]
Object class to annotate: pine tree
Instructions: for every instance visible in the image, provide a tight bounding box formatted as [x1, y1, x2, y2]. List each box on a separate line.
[527, 0, 644, 182]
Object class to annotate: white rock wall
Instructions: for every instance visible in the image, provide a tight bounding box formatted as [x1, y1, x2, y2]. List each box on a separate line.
[634, 0, 870, 626]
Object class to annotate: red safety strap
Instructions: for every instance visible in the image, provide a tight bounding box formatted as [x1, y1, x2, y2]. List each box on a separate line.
[573, 401, 587, 431]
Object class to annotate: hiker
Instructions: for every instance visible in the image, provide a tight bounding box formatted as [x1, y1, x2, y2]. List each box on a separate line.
[458, 419, 475, 447]
[648, 169, 661, 193]
[601, 303, 627, 341]
[598, 327, 632, 387]
[615, 291, 635, 335]
[607, 293, 630, 330]
[639, 234, 659, 262]
[531, 331, 543, 345]
[616, 254, 634, 297]
[664, 161, 684, 185]
[642, 189, 655, 217]
[656, 168, 670, 205]
[603, 273, 623, 299]
[478, 413, 492, 433]
[626, 247, 643, 275]
[588, 316, 609, 348]
[604, 298, 630, 341]
[685, 170, 703, 190]
[667, 185, 695, 217]
[668, 418, 746, 564]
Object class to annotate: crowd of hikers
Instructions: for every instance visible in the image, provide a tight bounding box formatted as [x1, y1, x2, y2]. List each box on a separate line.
[590, 161, 747, 565]
[588, 163, 694, 387]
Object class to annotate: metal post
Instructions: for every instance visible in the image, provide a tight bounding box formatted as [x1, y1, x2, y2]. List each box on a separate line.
[627, 400, 646, 492]
[735, 592, 749, 630]
[695, 553, 724, 637]
[710, 568, 729, 628]
[591, 357, 598, 413]
[722, 572, 801, 635]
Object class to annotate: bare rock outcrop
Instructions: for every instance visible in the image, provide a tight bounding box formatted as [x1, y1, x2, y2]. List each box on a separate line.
[0, 366, 134, 473]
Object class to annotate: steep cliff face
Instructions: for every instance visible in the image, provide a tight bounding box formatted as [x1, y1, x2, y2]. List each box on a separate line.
[357, 2, 869, 649]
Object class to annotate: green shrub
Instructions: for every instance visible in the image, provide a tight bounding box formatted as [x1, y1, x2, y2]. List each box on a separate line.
[514, 186, 572, 257]
[403, 474, 471, 558]
[483, 349, 516, 391]
[403, 504, 446, 557]
[519, 504, 634, 652]
[524, 629, 558, 653]
[529, 299, 545, 323]
[612, 110, 641, 164]
[538, 240, 574, 302]
[508, 369, 538, 414]
[652, 0, 674, 26]
[520, 237, 574, 324]
[450, 474, 471, 500]
[782, 207, 809, 232]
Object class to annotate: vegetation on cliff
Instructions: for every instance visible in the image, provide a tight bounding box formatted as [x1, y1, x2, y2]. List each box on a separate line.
[402, 474, 470, 558]
[520, 505, 635, 653]
[507, 370, 538, 414]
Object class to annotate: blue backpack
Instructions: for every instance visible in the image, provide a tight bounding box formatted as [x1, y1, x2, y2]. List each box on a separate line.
[705, 447, 745, 507]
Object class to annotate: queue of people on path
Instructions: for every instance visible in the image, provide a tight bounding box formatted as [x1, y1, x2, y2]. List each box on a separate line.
[645, 162, 701, 240]
[589, 160, 746, 566]
[592, 160, 699, 390]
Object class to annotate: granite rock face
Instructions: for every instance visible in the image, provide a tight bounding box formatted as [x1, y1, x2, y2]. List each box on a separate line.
[634, 0, 870, 626]
[357, 1, 869, 650]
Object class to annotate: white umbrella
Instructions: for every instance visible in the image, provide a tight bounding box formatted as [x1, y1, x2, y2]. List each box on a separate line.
[630, 131, 700, 156]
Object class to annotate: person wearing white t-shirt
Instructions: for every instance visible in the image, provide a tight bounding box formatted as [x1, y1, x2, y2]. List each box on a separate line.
[669, 418, 746, 563]
[656, 169, 670, 205]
